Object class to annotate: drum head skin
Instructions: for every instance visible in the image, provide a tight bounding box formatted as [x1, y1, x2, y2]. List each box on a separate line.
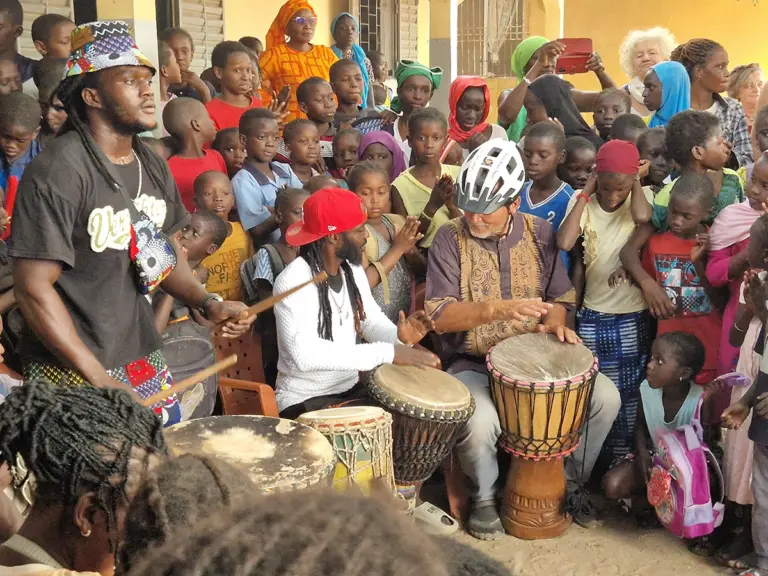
[298, 406, 387, 424]
[165, 416, 335, 493]
[372, 365, 471, 411]
[488, 333, 595, 384]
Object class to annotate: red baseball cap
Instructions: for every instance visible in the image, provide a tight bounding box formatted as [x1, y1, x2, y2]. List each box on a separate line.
[285, 187, 368, 247]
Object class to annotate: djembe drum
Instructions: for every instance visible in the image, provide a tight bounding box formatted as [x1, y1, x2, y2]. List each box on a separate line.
[368, 364, 475, 510]
[165, 415, 335, 493]
[298, 406, 395, 495]
[487, 333, 597, 539]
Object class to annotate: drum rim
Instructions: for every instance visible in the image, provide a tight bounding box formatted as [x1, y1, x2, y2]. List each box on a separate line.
[165, 415, 337, 491]
[368, 383, 476, 422]
[371, 364, 472, 410]
[486, 355, 599, 389]
[486, 334, 597, 385]
[298, 409, 392, 432]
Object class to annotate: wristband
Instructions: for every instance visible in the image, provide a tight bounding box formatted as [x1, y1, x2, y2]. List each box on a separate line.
[577, 192, 591, 204]
[197, 293, 223, 319]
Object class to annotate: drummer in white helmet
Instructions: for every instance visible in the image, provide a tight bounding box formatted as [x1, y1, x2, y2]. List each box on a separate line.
[424, 139, 621, 540]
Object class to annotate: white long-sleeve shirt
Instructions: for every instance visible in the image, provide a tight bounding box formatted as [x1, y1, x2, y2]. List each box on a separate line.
[273, 258, 400, 411]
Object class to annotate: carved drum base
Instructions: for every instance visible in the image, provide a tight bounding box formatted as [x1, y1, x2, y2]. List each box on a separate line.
[501, 457, 572, 540]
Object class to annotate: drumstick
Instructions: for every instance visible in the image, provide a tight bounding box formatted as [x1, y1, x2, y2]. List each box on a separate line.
[140, 354, 238, 407]
[212, 271, 328, 332]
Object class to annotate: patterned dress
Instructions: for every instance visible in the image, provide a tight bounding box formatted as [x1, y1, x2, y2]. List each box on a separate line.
[259, 44, 339, 123]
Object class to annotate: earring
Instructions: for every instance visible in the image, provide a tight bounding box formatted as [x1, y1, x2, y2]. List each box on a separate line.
[81, 528, 91, 538]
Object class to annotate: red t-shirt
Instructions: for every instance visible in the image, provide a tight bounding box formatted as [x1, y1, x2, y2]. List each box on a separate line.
[642, 231, 721, 382]
[205, 96, 262, 131]
[167, 150, 228, 212]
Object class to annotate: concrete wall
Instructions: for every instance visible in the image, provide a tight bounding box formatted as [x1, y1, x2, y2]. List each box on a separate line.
[563, 0, 768, 94]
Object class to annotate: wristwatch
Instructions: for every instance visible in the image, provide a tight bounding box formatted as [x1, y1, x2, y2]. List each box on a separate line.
[197, 293, 223, 319]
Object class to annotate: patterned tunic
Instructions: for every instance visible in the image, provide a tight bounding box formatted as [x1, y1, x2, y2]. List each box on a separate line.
[425, 213, 576, 372]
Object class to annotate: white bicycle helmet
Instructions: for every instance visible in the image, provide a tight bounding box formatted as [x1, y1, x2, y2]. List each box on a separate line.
[455, 139, 526, 214]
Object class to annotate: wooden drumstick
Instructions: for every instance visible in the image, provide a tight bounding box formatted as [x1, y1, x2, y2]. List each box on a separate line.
[140, 354, 238, 407]
[212, 271, 328, 332]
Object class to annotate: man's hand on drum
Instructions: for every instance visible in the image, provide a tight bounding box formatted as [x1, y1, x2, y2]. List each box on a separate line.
[397, 311, 434, 345]
[393, 344, 441, 370]
[207, 300, 258, 338]
[536, 323, 582, 344]
[494, 298, 553, 323]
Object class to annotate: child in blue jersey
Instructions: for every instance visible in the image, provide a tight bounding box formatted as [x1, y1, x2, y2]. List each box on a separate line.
[519, 121, 575, 267]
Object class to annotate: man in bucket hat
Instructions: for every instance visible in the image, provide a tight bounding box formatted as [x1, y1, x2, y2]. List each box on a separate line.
[273, 186, 440, 419]
[9, 21, 254, 425]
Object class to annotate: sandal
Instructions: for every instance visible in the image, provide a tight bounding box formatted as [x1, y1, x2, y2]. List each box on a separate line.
[467, 503, 504, 541]
[632, 504, 662, 530]
[688, 536, 717, 557]
[716, 532, 754, 568]
[414, 502, 459, 536]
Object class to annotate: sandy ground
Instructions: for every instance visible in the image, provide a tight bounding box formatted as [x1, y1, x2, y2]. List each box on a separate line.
[449, 506, 730, 576]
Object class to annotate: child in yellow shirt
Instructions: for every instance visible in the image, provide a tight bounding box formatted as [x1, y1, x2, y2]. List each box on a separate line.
[194, 171, 254, 301]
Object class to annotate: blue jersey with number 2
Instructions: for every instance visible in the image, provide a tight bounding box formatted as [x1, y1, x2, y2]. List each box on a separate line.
[518, 181, 575, 269]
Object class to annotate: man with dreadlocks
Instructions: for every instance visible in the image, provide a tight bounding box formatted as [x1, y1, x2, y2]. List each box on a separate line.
[8, 21, 254, 426]
[274, 186, 441, 418]
[0, 379, 166, 575]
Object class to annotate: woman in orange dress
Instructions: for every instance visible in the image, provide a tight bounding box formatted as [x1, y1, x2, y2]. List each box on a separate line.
[259, 0, 339, 123]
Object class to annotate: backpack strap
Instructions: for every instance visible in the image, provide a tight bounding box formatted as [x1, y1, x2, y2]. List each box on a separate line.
[239, 255, 258, 305]
[264, 244, 286, 278]
[691, 394, 705, 444]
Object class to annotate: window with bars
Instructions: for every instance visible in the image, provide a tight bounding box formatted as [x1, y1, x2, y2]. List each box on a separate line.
[358, 0, 381, 52]
[179, 0, 225, 74]
[458, 0, 525, 77]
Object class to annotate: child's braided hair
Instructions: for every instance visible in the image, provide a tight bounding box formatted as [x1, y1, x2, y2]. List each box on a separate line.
[119, 454, 254, 573]
[670, 39, 723, 82]
[124, 490, 451, 576]
[0, 380, 166, 546]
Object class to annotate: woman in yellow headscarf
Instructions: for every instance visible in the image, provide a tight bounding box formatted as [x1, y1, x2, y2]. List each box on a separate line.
[259, 0, 339, 123]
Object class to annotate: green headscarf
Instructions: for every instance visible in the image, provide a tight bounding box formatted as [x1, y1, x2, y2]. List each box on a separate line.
[390, 60, 443, 113]
[505, 36, 549, 142]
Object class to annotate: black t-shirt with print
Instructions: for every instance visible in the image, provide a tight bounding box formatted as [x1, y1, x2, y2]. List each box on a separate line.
[9, 131, 190, 370]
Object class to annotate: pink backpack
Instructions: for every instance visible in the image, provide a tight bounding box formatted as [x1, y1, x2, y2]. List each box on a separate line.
[646, 393, 725, 539]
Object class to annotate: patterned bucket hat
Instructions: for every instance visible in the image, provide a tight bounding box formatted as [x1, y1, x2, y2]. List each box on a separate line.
[65, 20, 155, 78]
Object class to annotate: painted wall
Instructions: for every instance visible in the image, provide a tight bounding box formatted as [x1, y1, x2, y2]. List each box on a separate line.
[562, 0, 768, 94]
[227, 0, 346, 47]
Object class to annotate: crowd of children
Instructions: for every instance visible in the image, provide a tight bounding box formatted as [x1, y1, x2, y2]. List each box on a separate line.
[1, 0, 768, 572]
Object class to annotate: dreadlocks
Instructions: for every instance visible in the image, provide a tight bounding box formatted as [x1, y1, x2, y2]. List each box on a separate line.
[55, 72, 169, 197]
[0, 380, 166, 541]
[299, 240, 366, 340]
[120, 454, 254, 573]
[123, 490, 451, 576]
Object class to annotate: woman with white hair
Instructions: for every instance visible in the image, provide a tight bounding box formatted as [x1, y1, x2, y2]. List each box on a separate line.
[618, 27, 677, 116]
[728, 64, 764, 132]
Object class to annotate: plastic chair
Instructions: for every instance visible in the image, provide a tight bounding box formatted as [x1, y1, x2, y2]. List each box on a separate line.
[213, 332, 278, 418]
[218, 377, 279, 417]
[213, 331, 266, 383]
